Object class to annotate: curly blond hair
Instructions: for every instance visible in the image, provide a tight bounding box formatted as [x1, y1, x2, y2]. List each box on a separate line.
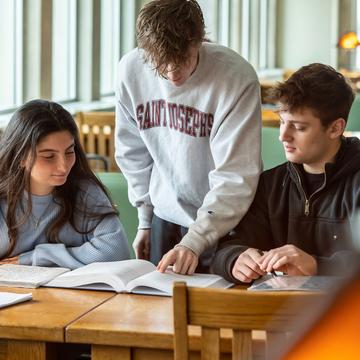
[136, 0, 205, 75]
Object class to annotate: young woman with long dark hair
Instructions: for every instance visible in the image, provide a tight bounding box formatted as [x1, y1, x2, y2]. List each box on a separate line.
[0, 99, 130, 268]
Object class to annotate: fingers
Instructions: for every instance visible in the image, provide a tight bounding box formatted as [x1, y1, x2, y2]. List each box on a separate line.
[143, 240, 150, 259]
[259, 251, 285, 272]
[257, 245, 317, 276]
[157, 251, 176, 273]
[157, 247, 198, 275]
[173, 251, 198, 275]
[133, 241, 142, 259]
[232, 249, 266, 282]
[136, 247, 150, 260]
[188, 257, 198, 275]
[267, 255, 289, 272]
[136, 240, 150, 260]
[134, 241, 149, 260]
[133, 229, 151, 260]
[232, 264, 261, 283]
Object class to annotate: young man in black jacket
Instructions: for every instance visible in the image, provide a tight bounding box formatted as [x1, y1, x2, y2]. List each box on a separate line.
[213, 63, 360, 283]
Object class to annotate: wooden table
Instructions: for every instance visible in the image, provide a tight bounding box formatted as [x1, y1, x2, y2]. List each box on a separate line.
[66, 293, 265, 360]
[0, 286, 323, 360]
[0, 287, 115, 360]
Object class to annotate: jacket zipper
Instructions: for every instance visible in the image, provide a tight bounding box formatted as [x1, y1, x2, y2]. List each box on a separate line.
[291, 164, 327, 216]
[304, 199, 310, 216]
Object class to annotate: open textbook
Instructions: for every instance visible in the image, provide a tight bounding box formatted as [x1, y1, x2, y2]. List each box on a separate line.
[0, 260, 233, 296]
[248, 275, 343, 291]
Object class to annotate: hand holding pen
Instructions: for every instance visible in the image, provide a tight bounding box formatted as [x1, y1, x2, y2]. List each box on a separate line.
[256, 245, 317, 276]
[256, 249, 278, 277]
[231, 248, 267, 283]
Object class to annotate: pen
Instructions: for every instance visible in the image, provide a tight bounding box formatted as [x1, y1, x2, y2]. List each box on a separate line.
[256, 249, 277, 277]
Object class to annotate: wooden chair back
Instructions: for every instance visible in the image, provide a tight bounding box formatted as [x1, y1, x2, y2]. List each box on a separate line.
[75, 111, 117, 171]
[173, 282, 322, 360]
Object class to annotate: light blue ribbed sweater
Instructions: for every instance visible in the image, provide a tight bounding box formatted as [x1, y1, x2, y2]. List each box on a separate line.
[0, 180, 130, 269]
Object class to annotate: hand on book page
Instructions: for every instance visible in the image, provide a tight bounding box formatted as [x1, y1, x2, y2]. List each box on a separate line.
[44, 260, 233, 296]
[1, 260, 233, 296]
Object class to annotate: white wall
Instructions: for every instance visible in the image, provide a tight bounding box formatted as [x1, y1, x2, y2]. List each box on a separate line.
[276, 0, 339, 69]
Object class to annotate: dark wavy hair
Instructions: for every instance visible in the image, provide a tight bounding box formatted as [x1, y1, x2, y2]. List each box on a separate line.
[0, 99, 117, 258]
[270, 63, 355, 127]
[136, 0, 205, 76]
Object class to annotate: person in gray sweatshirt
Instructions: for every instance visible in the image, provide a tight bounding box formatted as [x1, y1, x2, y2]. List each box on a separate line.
[115, 0, 262, 274]
[0, 100, 130, 269]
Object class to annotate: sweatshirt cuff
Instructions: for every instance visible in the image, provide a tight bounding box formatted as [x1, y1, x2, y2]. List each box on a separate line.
[178, 231, 207, 257]
[137, 205, 154, 229]
[19, 250, 34, 265]
[19, 247, 54, 267]
[211, 246, 242, 283]
[225, 252, 242, 283]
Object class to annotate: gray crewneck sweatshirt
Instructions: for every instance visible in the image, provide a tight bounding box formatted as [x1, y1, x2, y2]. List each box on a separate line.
[0, 181, 130, 269]
[115, 42, 262, 256]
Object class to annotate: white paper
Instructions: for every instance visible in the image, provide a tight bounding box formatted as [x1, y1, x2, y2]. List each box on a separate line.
[0, 292, 32, 308]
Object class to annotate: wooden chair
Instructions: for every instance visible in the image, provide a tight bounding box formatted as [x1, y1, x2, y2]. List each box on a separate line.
[75, 111, 117, 171]
[173, 282, 322, 360]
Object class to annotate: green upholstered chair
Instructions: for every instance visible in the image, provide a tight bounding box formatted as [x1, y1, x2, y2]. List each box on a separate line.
[261, 126, 287, 170]
[97, 172, 137, 258]
[347, 94, 360, 131]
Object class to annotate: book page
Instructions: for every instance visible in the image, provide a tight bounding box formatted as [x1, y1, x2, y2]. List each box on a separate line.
[127, 268, 233, 296]
[45, 259, 156, 292]
[0, 292, 33, 308]
[248, 275, 343, 291]
[0, 264, 70, 288]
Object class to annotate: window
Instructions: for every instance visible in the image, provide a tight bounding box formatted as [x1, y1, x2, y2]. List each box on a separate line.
[0, 0, 22, 111]
[198, 0, 276, 70]
[0, 0, 279, 124]
[218, 0, 230, 46]
[52, 0, 77, 102]
[100, 0, 121, 96]
[197, 0, 218, 42]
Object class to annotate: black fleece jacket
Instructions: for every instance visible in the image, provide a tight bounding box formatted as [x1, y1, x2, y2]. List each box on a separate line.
[213, 137, 360, 283]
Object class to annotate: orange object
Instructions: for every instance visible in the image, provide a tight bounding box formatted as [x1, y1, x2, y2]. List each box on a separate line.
[281, 274, 360, 360]
[338, 31, 360, 49]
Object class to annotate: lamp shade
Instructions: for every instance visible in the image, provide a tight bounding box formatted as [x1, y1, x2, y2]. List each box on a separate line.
[338, 31, 360, 49]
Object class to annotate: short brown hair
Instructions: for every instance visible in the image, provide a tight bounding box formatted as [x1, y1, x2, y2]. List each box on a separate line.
[271, 63, 355, 127]
[136, 0, 205, 75]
